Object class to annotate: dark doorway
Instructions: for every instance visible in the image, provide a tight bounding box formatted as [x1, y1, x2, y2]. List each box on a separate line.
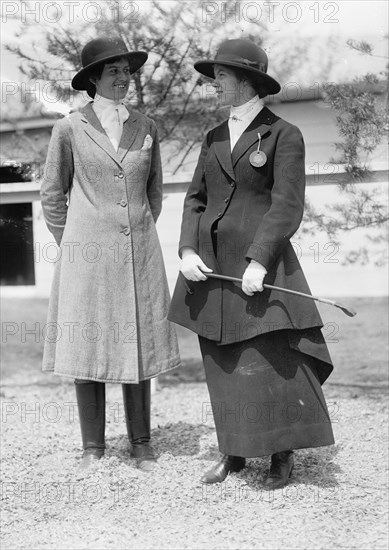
[0, 203, 35, 285]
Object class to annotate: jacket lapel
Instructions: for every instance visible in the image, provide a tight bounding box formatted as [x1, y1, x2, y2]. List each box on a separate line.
[231, 107, 275, 167]
[79, 103, 120, 165]
[213, 121, 236, 181]
[117, 108, 141, 163]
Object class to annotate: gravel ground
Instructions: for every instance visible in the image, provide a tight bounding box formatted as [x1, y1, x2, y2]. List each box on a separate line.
[1, 379, 388, 550]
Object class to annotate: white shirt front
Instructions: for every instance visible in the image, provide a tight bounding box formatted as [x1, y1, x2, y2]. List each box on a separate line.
[228, 95, 264, 151]
[92, 93, 129, 151]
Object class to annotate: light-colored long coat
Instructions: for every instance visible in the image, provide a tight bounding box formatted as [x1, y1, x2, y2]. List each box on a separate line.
[40, 103, 181, 383]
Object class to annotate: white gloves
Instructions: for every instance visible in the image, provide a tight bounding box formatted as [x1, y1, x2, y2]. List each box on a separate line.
[242, 261, 267, 296]
[180, 248, 212, 281]
[180, 248, 266, 295]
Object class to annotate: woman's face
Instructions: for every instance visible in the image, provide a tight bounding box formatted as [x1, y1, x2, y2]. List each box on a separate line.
[91, 57, 131, 101]
[213, 64, 254, 107]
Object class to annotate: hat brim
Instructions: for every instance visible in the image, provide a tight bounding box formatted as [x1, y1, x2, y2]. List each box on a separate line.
[71, 51, 148, 91]
[194, 59, 281, 95]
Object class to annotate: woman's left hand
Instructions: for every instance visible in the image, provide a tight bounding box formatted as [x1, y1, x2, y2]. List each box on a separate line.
[242, 261, 267, 296]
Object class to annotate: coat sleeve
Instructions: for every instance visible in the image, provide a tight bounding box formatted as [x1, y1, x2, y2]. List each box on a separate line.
[40, 117, 74, 246]
[245, 123, 305, 270]
[178, 133, 210, 257]
[146, 122, 163, 222]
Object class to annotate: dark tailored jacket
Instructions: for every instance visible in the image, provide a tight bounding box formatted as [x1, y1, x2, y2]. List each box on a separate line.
[168, 107, 333, 382]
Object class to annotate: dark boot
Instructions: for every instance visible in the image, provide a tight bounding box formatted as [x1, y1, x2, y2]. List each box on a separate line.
[200, 455, 246, 484]
[75, 381, 106, 470]
[263, 450, 294, 490]
[122, 380, 157, 472]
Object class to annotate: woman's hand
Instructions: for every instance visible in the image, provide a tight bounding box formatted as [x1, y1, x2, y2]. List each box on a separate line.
[180, 248, 213, 281]
[242, 261, 267, 296]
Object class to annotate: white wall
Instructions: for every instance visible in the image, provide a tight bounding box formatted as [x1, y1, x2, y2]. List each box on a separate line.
[1, 181, 388, 298]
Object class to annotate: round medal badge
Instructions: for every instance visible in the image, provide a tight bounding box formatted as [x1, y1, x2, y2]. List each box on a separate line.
[249, 150, 267, 167]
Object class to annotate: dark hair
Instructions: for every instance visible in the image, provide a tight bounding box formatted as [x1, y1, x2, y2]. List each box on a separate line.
[87, 56, 130, 98]
[232, 67, 268, 99]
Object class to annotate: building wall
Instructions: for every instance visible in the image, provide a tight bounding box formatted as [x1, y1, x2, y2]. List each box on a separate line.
[1, 98, 388, 298]
[1, 179, 387, 299]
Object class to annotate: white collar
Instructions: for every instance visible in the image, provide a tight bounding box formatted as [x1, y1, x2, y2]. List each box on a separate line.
[93, 93, 123, 114]
[229, 95, 263, 121]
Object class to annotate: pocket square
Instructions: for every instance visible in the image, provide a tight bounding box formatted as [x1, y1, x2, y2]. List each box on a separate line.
[141, 134, 153, 150]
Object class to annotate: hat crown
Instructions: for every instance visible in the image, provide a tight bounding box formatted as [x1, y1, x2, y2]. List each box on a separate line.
[72, 37, 147, 95]
[81, 37, 130, 68]
[193, 38, 280, 95]
[216, 39, 268, 73]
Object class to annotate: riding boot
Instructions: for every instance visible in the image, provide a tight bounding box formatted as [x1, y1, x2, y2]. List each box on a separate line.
[200, 455, 246, 484]
[75, 381, 106, 470]
[263, 450, 294, 490]
[122, 380, 157, 471]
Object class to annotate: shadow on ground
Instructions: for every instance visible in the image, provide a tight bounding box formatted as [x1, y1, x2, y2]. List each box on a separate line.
[207, 445, 341, 492]
[159, 359, 205, 385]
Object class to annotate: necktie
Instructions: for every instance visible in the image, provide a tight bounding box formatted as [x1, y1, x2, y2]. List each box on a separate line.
[100, 103, 129, 151]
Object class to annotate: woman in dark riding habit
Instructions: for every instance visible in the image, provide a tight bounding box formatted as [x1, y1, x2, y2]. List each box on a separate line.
[168, 38, 335, 488]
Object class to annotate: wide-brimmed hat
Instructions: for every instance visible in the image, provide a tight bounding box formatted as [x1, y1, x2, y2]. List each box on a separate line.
[194, 39, 280, 95]
[71, 37, 148, 93]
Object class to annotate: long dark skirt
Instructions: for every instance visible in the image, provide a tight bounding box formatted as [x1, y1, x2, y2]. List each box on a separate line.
[199, 329, 335, 458]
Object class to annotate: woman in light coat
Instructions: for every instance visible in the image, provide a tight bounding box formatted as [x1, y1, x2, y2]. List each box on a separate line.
[41, 37, 180, 470]
[169, 39, 335, 488]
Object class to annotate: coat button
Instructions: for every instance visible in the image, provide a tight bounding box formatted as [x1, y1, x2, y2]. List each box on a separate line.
[122, 227, 131, 236]
[217, 212, 222, 217]
[224, 197, 229, 203]
[119, 200, 127, 207]
[118, 173, 124, 179]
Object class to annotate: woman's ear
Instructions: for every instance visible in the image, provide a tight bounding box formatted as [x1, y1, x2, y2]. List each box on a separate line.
[89, 75, 97, 86]
[240, 78, 250, 90]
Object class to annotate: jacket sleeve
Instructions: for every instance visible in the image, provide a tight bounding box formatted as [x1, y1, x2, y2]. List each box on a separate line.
[245, 123, 305, 270]
[178, 133, 210, 257]
[146, 122, 163, 222]
[40, 117, 74, 245]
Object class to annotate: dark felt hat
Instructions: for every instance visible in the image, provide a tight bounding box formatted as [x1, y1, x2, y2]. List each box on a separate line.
[194, 39, 280, 95]
[71, 37, 147, 94]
